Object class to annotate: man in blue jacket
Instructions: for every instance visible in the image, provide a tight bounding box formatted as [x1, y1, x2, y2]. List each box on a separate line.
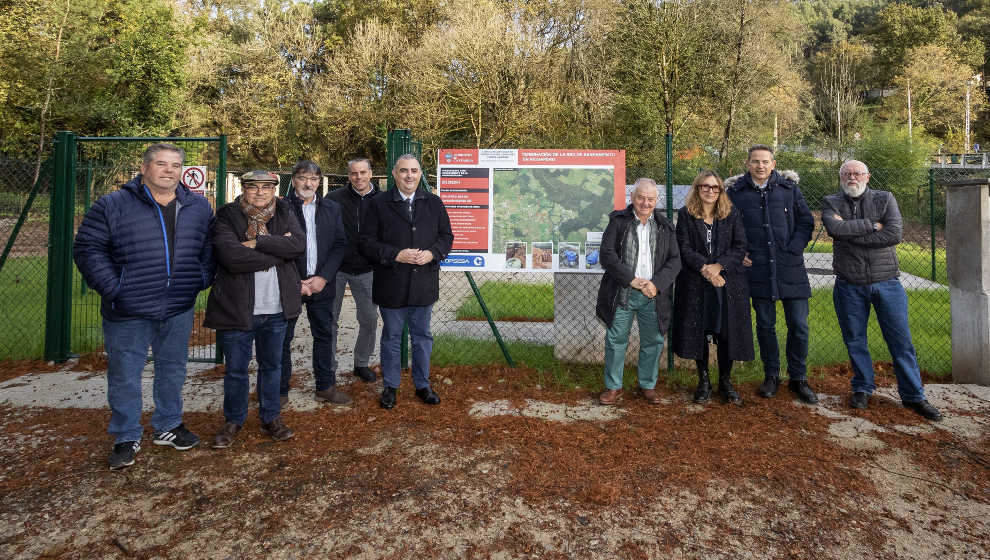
[281, 160, 350, 406]
[727, 145, 818, 404]
[74, 143, 214, 470]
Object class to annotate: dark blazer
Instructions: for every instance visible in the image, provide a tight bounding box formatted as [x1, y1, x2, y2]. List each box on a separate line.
[285, 188, 349, 300]
[359, 187, 454, 308]
[327, 183, 380, 275]
[595, 206, 681, 333]
[727, 170, 813, 300]
[671, 207, 754, 361]
[73, 175, 214, 321]
[204, 197, 305, 331]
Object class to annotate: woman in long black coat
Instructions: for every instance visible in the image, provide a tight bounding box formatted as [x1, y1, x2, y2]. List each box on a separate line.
[672, 171, 754, 405]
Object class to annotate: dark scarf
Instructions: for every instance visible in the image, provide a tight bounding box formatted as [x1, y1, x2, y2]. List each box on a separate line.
[239, 195, 276, 239]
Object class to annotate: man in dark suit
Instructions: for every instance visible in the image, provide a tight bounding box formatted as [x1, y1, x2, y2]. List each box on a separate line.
[360, 154, 454, 409]
[281, 160, 350, 405]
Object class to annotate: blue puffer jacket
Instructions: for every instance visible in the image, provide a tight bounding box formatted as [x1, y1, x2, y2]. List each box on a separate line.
[73, 175, 215, 321]
[727, 170, 813, 300]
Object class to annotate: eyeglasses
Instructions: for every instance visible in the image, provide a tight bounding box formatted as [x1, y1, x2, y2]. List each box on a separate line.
[243, 184, 277, 192]
[698, 184, 721, 193]
[294, 175, 321, 183]
[841, 171, 869, 178]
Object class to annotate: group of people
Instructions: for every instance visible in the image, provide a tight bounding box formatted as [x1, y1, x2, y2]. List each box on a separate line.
[73, 142, 942, 472]
[596, 145, 943, 424]
[74, 144, 452, 470]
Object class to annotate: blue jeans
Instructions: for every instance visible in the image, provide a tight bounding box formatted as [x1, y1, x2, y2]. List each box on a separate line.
[379, 305, 433, 390]
[603, 290, 664, 390]
[752, 297, 809, 380]
[833, 278, 925, 402]
[282, 295, 335, 394]
[221, 313, 287, 425]
[103, 307, 195, 444]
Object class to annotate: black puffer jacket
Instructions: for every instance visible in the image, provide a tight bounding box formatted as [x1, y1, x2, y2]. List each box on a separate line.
[821, 188, 902, 285]
[204, 198, 305, 331]
[595, 206, 681, 333]
[727, 170, 814, 300]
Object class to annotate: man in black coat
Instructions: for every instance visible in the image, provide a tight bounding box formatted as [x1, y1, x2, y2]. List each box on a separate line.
[727, 145, 818, 404]
[360, 154, 454, 410]
[595, 178, 681, 406]
[326, 158, 381, 384]
[281, 160, 350, 406]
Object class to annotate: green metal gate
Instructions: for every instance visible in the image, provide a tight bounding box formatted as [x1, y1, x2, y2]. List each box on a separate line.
[45, 132, 227, 363]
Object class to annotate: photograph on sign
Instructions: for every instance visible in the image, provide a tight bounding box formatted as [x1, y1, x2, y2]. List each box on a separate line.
[437, 149, 624, 272]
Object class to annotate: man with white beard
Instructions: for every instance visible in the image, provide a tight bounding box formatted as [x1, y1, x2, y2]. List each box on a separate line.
[821, 160, 942, 421]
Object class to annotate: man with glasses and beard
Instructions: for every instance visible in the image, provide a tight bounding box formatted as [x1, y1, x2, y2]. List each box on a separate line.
[821, 160, 942, 421]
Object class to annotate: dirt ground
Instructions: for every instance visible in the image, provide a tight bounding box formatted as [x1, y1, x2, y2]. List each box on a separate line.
[0, 359, 987, 560]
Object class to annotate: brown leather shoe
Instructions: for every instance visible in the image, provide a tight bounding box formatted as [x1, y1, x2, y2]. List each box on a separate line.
[212, 422, 241, 449]
[599, 389, 622, 405]
[641, 388, 662, 405]
[260, 416, 294, 442]
[314, 388, 352, 406]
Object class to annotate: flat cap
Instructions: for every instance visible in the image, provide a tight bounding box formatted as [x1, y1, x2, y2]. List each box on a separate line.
[240, 170, 279, 184]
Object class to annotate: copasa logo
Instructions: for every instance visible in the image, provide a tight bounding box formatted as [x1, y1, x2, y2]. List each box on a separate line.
[441, 255, 485, 267]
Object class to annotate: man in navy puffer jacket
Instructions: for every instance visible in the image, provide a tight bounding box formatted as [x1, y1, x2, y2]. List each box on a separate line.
[727, 145, 818, 405]
[74, 143, 214, 470]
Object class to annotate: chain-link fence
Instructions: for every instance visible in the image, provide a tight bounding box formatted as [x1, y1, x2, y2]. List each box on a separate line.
[2, 153, 976, 380]
[425, 165, 960, 379]
[0, 157, 52, 360]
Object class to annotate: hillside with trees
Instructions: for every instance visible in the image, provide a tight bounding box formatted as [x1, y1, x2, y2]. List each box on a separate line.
[0, 0, 986, 172]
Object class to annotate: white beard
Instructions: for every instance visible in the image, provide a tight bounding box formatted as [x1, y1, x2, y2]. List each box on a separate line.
[841, 182, 866, 198]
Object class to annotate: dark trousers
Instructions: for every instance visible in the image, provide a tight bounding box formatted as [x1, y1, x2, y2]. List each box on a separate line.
[281, 294, 336, 394]
[752, 297, 809, 380]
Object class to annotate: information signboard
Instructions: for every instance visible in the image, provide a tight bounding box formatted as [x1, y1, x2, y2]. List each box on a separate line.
[437, 149, 625, 272]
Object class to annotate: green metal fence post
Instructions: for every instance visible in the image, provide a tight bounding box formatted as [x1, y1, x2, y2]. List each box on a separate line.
[45, 131, 76, 362]
[465, 272, 515, 367]
[80, 161, 93, 296]
[929, 168, 936, 282]
[665, 132, 674, 372]
[216, 135, 228, 364]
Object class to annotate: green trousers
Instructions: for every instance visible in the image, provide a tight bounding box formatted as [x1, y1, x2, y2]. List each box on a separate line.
[603, 289, 664, 390]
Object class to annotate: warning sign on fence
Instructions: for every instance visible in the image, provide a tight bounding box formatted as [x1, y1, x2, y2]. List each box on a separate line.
[181, 166, 207, 195]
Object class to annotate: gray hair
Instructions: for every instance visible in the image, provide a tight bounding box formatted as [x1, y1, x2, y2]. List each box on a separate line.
[839, 159, 869, 175]
[632, 177, 659, 196]
[143, 143, 185, 165]
[348, 158, 373, 171]
[291, 160, 322, 176]
[393, 153, 420, 170]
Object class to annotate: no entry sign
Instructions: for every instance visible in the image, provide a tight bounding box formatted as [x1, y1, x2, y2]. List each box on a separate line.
[182, 166, 208, 194]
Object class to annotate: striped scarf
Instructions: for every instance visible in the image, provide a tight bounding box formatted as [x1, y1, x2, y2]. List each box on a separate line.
[239, 195, 276, 239]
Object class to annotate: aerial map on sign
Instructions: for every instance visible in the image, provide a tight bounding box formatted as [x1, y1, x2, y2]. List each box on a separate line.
[492, 168, 613, 251]
[436, 149, 625, 272]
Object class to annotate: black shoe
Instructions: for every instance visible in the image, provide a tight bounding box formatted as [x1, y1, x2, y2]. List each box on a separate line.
[718, 378, 743, 406]
[788, 379, 819, 404]
[355, 366, 376, 383]
[850, 392, 869, 409]
[415, 386, 440, 405]
[693, 372, 712, 404]
[380, 386, 397, 410]
[152, 423, 200, 450]
[758, 376, 780, 398]
[109, 441, 141, 471]
[904, 400, 942, 421]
